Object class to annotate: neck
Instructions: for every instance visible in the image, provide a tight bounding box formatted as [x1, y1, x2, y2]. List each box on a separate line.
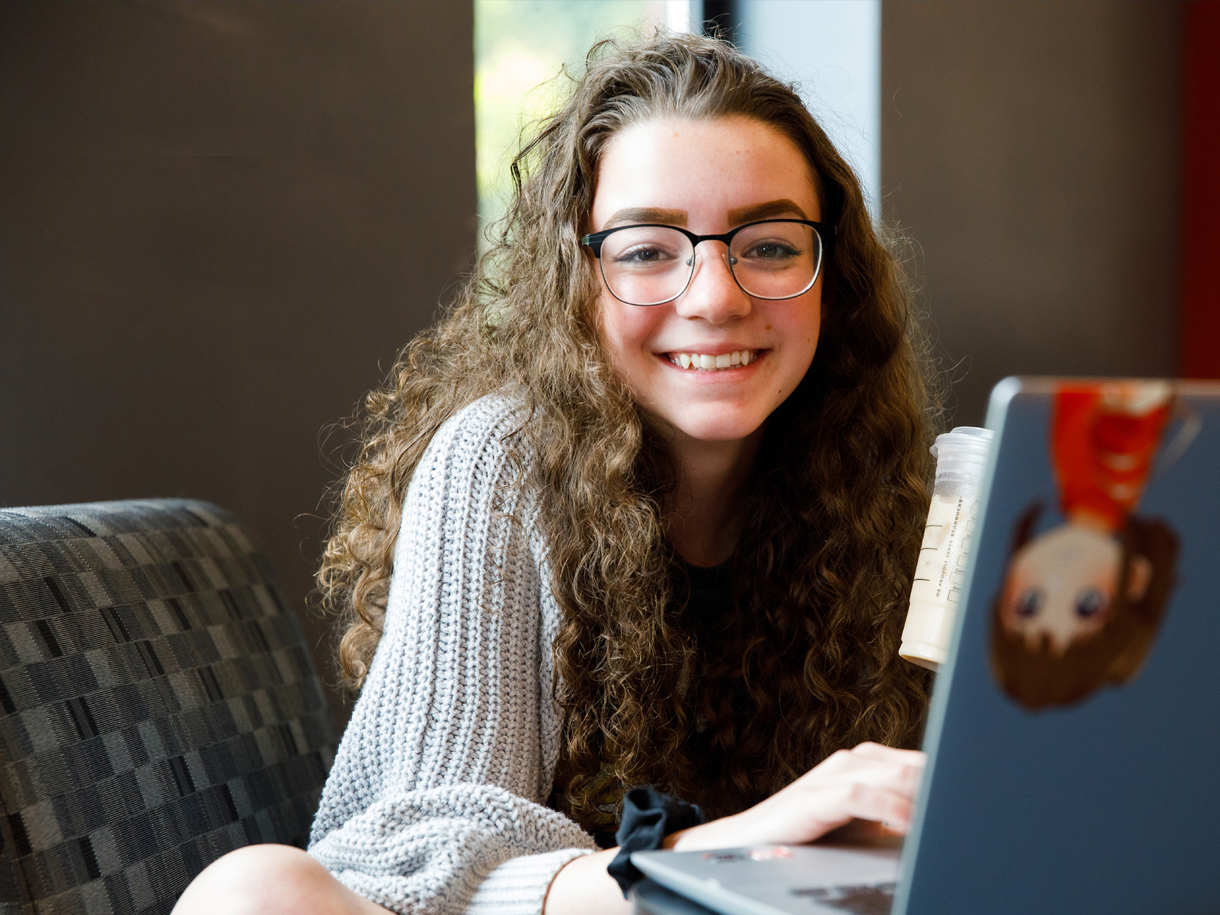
[662, 425, 764, 568]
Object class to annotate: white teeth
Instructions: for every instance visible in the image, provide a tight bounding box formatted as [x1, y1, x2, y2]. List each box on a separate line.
[668, 350, 759, 371]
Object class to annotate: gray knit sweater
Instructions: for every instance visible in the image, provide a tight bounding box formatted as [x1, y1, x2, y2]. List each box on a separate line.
[308, 395, 597, 914]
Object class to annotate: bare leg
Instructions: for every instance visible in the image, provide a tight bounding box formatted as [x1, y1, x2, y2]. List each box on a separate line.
[173, 844, 392, 915]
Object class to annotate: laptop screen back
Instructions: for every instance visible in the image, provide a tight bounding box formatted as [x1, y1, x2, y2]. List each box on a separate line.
[898, 378, 1220, 915]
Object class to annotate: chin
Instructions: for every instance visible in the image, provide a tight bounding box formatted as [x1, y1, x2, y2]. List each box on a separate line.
[669, 413, 767, 443]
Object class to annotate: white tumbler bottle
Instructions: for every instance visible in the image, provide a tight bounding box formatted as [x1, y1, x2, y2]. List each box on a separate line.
[900, 426, 995, 671]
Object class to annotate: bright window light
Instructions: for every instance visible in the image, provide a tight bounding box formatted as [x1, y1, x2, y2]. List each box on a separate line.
[736, 0, 882, 214]
[475, 1, 674, 247]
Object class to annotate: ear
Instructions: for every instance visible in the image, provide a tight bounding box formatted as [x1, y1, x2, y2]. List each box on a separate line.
[1125, 555, 1152, 603]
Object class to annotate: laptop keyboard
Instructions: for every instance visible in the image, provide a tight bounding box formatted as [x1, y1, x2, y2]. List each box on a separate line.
[790, 882, 896, 915]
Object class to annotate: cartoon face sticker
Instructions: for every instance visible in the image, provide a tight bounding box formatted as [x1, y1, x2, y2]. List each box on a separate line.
[989, 382, 1184, 711]
[997, 521, 1152, 655]
[990, 506, 1178, 711]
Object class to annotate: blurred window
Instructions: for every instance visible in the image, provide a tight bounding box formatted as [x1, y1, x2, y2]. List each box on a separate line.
[475, 0, 682, 247]
[735, 1, 881, 212]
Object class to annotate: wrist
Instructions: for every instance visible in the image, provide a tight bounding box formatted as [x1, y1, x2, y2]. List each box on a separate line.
[544, 850, 629, 915]
[666, 813, 739, 852]
[607, 787, 707, 896]
[662, 828, 689, 850]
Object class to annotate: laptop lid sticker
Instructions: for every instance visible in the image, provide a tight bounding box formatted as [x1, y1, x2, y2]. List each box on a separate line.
[990, 381, 1188, 711]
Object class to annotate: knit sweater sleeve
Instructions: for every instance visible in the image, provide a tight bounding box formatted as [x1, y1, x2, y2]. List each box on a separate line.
[307, 395, 596, 915]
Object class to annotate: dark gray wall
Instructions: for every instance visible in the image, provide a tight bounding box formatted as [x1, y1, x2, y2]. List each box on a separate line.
[881, 1, 1181, 426]
[0, 1, 476, 729]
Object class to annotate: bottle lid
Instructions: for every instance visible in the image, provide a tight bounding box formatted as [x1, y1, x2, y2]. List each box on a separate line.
[931, 426, 995, 484]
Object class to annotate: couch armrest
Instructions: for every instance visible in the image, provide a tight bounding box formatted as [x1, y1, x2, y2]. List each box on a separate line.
[0, 499, 337, 913]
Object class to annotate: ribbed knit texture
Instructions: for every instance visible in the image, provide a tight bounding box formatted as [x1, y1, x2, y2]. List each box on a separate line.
[308, 395, 597, 915]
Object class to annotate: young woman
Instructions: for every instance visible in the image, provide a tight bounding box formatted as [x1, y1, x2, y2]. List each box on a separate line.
[174, 31, 938, 915]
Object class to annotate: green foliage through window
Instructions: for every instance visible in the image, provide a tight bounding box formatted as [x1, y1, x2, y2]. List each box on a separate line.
[475, 0, 669, 247]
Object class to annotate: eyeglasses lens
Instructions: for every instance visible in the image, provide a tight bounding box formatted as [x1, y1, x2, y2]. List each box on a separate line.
[599, 223, 822, 306]
[729, 222, 820, 301]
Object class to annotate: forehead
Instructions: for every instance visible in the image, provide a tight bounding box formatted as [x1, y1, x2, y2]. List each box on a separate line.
[590, 115, 822, 228]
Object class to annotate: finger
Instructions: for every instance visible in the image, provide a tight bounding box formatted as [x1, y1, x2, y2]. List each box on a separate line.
[850, 742, 927, 767]
[813, 759, 924, 801]
[821, 818, 906, 843]
[728, 779, 919, 848]
[811, 783, 916, 836]
[793, 751, 924, 798]
[799, 744, 917, 776]
[780, 785, 916, 844]
[821, 819, 884, 843]
[801, 745, 921, 784]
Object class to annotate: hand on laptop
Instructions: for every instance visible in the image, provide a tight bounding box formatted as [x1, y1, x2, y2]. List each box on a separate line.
[666, 742, 925, 851]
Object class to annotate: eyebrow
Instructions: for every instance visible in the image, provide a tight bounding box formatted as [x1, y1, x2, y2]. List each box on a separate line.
[603, 207, 687, 229]
[726, 198, 809, 224]
[600, 199, 810, 232]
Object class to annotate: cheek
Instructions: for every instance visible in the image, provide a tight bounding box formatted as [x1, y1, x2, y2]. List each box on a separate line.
[765, 298, 820, 365]
[598, 295, 664, 368]
[789, 299, 822, 359]
[597, 292, 632, 349]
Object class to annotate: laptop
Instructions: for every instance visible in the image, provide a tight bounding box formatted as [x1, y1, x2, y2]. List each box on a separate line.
[633, 377, 1220, 915]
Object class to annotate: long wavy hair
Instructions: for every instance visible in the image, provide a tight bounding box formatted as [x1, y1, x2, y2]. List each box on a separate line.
[317, 32, 941, 829]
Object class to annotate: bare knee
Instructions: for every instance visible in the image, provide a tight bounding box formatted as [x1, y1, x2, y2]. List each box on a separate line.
[173, 844, 354, 915]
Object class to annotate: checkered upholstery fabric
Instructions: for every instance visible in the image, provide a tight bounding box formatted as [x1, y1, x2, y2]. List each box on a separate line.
[0, 500, 337, 915]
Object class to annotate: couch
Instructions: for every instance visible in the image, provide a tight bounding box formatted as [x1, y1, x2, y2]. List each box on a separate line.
[0, 500, 339, 914]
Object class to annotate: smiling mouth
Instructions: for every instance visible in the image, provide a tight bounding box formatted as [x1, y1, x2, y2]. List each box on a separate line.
[666, 349, 763, 371]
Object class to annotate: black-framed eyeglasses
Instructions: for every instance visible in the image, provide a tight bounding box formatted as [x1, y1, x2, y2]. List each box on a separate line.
[579, 219, 835, 307]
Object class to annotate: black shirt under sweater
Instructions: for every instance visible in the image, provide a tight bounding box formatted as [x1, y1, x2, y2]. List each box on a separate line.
[549, 558, 735, 848]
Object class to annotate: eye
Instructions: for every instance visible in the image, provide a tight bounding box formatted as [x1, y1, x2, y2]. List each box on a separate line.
[1014, 588, 1043, 618]
[602, 227, 689, 272]
[613, 244, 676, 266]
[742, 240, 801, 262]
[1074, 588, 1109, 619]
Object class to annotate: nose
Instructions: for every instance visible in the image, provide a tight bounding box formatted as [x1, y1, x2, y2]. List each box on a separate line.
[674, 242, 752, 323]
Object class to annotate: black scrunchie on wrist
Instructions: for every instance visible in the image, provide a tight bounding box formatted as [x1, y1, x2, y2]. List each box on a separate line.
[606, 786, 707, 898]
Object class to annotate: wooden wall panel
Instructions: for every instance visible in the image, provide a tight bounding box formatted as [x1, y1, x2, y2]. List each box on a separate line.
[0, 1, 476, 729]
[1182, 0, 1220, 379]
[881, 1, 1181, 425]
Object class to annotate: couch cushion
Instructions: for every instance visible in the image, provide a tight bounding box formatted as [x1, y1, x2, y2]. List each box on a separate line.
[0, 500, 337, 915]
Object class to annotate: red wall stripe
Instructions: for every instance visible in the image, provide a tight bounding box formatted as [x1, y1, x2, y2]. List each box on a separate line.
[1182, 0, 1220, 379]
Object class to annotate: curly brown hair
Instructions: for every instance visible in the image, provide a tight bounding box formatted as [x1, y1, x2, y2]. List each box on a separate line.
[317, 31, 941, 829]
